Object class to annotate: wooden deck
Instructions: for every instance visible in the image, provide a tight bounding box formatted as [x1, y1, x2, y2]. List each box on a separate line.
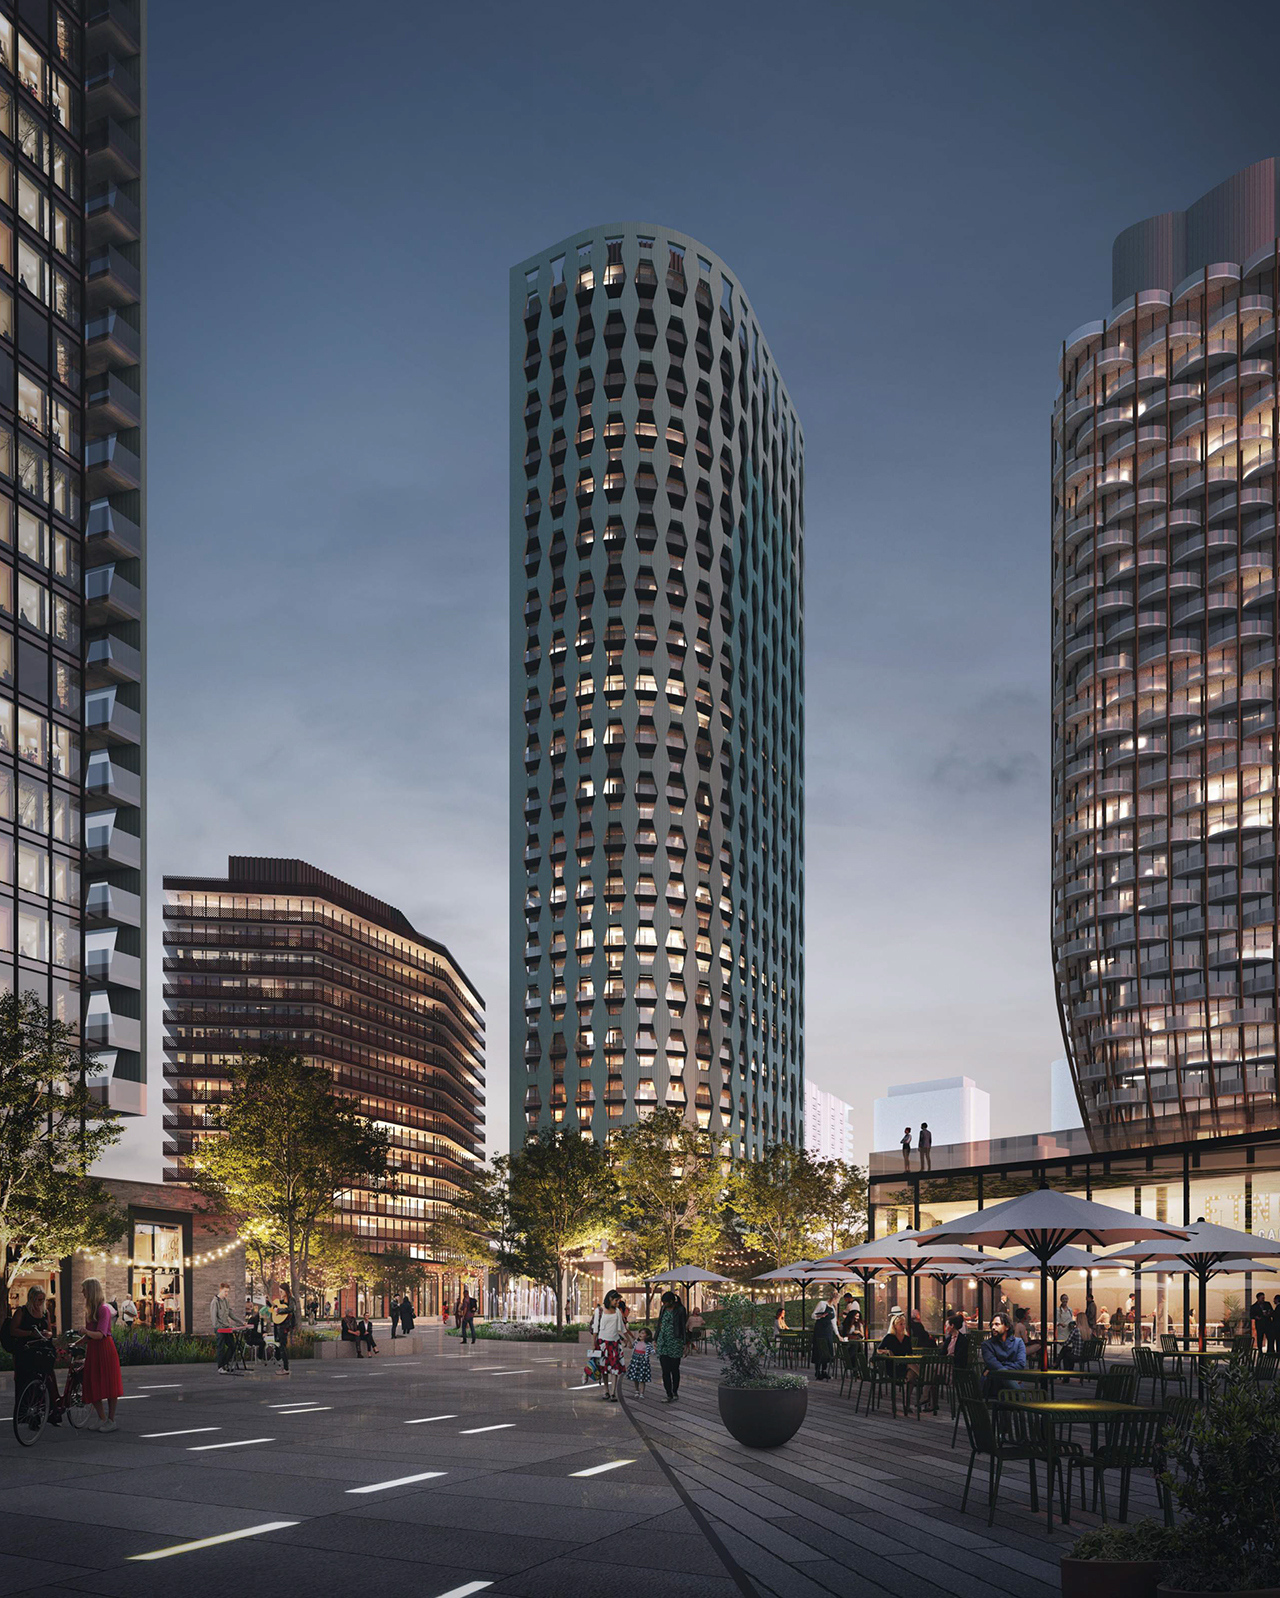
[622, 1354, 1169, 1598]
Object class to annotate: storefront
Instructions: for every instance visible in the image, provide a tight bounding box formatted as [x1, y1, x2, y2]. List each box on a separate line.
[867, 1121, 1280, 1341]
[129, 1215, 189, 1333]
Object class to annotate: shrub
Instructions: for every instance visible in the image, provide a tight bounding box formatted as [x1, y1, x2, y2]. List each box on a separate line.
[1163, 1353, 1280, 1592]
[713, 1292, 805, 1390]
[1068, 1520, 1181, 1562]
[446, 1320, 583, 1342]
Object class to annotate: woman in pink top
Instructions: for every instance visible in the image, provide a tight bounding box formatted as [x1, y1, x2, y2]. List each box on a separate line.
[80, 1277, 123, 1431]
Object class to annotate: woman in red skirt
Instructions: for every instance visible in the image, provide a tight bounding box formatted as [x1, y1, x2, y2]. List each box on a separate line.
[80, 1277, 123, 1432]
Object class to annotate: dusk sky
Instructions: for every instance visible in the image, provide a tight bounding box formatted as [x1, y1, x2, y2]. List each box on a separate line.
[138, 0, 1280, 1162]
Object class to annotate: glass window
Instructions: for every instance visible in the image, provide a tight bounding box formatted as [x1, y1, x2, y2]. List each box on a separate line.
[49, 73, 72, 133]
[50, 784, 76, 843]
[0, 693, 11, 752]
[0, 835, 12, 884]
[17, 905, 47, 959]
[51, 850, 76, 905]
[17, 440, 47, 502]
[17, 174, 43, 236]
[0, 220, 11, 277]
[17, 109, 44, 172]
[51, 461, 75, 521]
[50, 400, 74, 457]
[0, 153, 11, 210]
[51, 267, 76, 328]
[16, 706, 43, 767]
[51, 206, 75, 263]
[52, 594, 76, 648]
[52, 658, 76, 715]
[0, 632, 11, 686]
[50, 140, 74, 199]
[18, 839, 46, 893]
[52, 531, 76, 586]
[16, 574, 44, 630]
[16, 240, 42, 300]
[53, 331, 76, 390]
[0, 21, 12, 78]
[49, 723, 74, 778]
[0, 426, 11, 482]
[0, 286, 12, 342]
[17, 771, 46, 833]
[51, 911, 74, 969]
[132, 1223, 185, 1333]
[0, 89, 10, 143]
[16, 38, 43, 104]
[54, 13, 78, 74]
[18, 509, 46, 565]
[17, 373, 45, 434]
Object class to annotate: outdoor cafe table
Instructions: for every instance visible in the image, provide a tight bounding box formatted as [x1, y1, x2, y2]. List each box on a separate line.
[873, 1351, 946, 1417]
[1178, 1347, 1235, 1397]
[992, 1398, 1161, 1533]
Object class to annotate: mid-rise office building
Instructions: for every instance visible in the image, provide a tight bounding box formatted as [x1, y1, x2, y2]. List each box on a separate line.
[162, 857, 486, 1265]
[804, 1081, 853, 1163]
[0, 0, 144, 1113]
[1054, 159, 1280, 1136]
[511, 225, 804, 1155]
[871, 1076, 990, 1152]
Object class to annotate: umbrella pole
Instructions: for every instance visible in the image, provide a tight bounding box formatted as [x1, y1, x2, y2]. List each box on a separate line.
[1039, 1260, 1050, 1372]
[1199, 1269, 1208, 1353]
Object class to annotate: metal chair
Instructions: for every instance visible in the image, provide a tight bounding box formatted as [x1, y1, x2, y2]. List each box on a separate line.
[1079, 1336, 1107, 1378]
[950, 1367, 981, 1446]
[957, 1398, 1042, 1527]
[835, 1339, 857, 1398]
[1095, 1365, 1139, 1405]
[1069, 1410, 1166, 1522]
[1134, 1345, 1175, 1405]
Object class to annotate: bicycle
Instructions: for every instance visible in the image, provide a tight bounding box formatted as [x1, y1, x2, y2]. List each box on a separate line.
[12, 1333, 88, 1447]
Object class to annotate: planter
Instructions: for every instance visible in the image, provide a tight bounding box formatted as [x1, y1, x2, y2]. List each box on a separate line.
[1061, 1559, 1165, 1598]
[1157, 1589, 1280, 1598]
[717, 1383, 807, 1449]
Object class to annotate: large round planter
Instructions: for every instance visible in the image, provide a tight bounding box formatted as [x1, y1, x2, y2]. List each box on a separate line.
[1157, 1589, 1280, 1598]
[717, 1383, 807, 1449]
[1061, 1559, 1165, 1598]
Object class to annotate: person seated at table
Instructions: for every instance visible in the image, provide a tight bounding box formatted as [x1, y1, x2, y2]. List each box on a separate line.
[774, 1304, 787, 1334]
[340, 1311, 365, 1357]
[980, 1313, 1027, 1397]
[1057, 1315, 1082, 1370]
[908, 1308, 935, 1348]
[942, 1311, 970, 1367]
[840, 1298, 864, 1339]
[877, 1313, 919, 1414]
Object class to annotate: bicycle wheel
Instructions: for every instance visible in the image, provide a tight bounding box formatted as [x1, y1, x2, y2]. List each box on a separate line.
[13, 1378, 49, 1446]
[64, 1375, 90, 1428]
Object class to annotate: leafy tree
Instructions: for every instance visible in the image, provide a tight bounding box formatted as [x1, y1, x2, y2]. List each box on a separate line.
[425, 1158, 506, 1274]
[305, 1225, 371, 1308]
[374, 1241, 427, 1301]
[191, 1044, 391, 1300]
[609, 1108, 727, 1273]
[240, 1216, 288, 1297]
[499, 1129, 615, 1327]
[0, 990, 125, 1305]
[726, 1142, 829, 1268]
[806, 1159, 868, 1256]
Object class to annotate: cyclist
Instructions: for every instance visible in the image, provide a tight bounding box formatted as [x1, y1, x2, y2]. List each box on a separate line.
[9, 1287, 62, 1423]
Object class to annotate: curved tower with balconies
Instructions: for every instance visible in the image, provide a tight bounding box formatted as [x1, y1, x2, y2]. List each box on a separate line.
[1053, 159, 1280, 1136]
[511, 225, 804, 1156]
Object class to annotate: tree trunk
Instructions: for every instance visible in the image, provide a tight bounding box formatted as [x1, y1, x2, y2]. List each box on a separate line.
[553, 1265, 564, 1329]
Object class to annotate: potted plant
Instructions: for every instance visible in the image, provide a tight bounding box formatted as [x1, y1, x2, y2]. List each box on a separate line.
[712, 1292, 807, 1449]
[1061, 1521, 1179, 1598]
[1157, 1355, 1280, 1596]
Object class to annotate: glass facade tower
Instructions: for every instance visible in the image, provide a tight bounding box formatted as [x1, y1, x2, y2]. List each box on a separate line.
[1053, 159, 1280, 1136]
[0, 0, 144, 1114]
[162, 856, 486, 1257]
[512, 225, 804, 1156]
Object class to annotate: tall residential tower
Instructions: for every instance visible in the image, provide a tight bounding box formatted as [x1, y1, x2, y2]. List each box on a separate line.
[512, 226, 803, 1155]
[0, 0, 145, 1114]
[1053, 159, 1280, 1136]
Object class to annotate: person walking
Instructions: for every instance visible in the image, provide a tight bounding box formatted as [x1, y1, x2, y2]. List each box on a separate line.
[80, 1277, 123, 1431]
[900, 1126, 912, 1172]
[917, 1123, 932, 1171]
[811, 1289, 839, 1381]
[655, 1290, 686, 1403]
[596, 1289, 628, 1402]
[459, 1289, 477, 1346]
[269, 1284, 295, 1375]
[119, 1293, 138, 1329]
[210, 1281, 242, 1373]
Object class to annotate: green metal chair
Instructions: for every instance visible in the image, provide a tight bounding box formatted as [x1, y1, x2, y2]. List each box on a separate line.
[1095, 1365, 1139, 1405]
[835, 1339, 857, 1398]
[957, 1398, 1041, 1527]
[1134, 1344, 1182, 1405]
[1255, 1352, 1280, 1383]
[950, 1367, 981, 1446]
[1079, 1336, 1107, 1378]
[913, 1349, 948, 1418]
[848, 1341, 882, 1414]
[1069, 1410, 1166, 1522]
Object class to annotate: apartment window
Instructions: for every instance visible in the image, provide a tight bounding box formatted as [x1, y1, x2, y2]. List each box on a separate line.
[18, 240, 45, 299]
[16, 37, 43, 104]
[51, 140, 75, 199]
[17, 374, 45, 435]
[17, 174, 44, 236]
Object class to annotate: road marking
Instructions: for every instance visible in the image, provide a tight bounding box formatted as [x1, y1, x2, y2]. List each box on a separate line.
[483, 1368, 532, 1375]
[188, 1437, 274, 1451]
[570, 1382, 599, 1389]
[433, 1583, 493, 1598]
[328, 1375, 352, 1379]
[268, 1402, 323, 1409]
[141, 1428, 221, 1439]
[137, 1383, 181, 1389]
[470, 1366, 508, 1372]
[116, 1394, 148, 1400]
[571, 1459, 636, 1477]
[459, 1423, 515, 1434]
[129, 1522, 299, 1561]
[404, 1414, 457, 1425]
[346, 1470, 447, 1494]
[278, 1406, 330, 1414]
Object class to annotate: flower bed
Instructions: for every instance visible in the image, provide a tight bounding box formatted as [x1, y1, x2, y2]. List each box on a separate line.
[446, 1320, 583, 1343]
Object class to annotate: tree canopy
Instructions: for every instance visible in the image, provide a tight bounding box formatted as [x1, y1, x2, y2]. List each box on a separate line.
[608, 1108, 727, 1274]
[498, 1128, 615, 1326]
[806, 1158, 868, 1257]
[726, 1142, 830, 1268]
[0, 990, 125, 1304]
[192, 1044, 390, 1299]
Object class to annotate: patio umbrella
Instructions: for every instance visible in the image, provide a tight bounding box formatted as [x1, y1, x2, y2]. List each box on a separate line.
[813, 1231, 987, 1336]
[754, 1260, 846, 1328]
[919, 1190, 1189, 1368]
[645, 1265, 733, 1315]
[975, 1246, 1105, 1349]
[1106, 1221, 1280, 1349]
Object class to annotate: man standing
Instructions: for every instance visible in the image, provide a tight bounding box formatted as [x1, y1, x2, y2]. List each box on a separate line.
[389, 1295, 402, 1339]
[210, 1282, 243, 1374]
[900, 1126, 912, 1172]
[1249, 1290, 1272, 1350]
[918, 1123, 933, 1171]
[459, 1288, 477, 1346]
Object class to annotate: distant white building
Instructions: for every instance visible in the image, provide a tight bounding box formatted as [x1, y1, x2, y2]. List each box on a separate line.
[872, 1076, 990, 1153]
[805, 1082, 855, 1163]
[1050, 1056, 1084, 1130]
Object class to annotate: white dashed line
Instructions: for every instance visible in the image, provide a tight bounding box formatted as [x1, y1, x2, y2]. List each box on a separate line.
[129, 1523, 299, 1561]
[433, 1583, 493, 1598]
[346, 1470, 447, 1494]
[141, 1428, 221, 1439]
[188, 1437, 275, 1451]
[459, 1423, 515, 1434]
[404, 1414, 457, 1425]
[137, 1383, 182, 1389]
[571, 1459, 635, 1477]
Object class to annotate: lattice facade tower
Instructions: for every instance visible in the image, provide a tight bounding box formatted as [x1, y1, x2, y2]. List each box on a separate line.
[1053, 160, 1280, 1134]
[511, 225, 804, 1155]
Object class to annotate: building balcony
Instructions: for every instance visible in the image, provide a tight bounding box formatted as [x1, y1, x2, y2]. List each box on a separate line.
[85, 561, 142, 622]
[85, 686, 142, 746]
[86, 632, 142, 687]
[85, 433, 141, 494]
[85, 310, 141, 379]
[86, 819, 141, 868]
[86, 186, 141, 250]
[87, 246, 141, 312]
[86, 751, 141, 805]
[84, 881, 142, 926]
[86, 53, 141, 119]
[86, 118, 142, 184]
[86, 370, 141, 436]
[87, 0, 142, 55]
[85, 496, 141, 560]
[86, 946, 141, 988]
[85, 1007, 141, 1053]
[87, 1071, 145, 1117]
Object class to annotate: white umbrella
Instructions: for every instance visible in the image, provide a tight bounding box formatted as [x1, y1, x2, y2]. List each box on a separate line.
[1107, 1221, 1280, 1348]
[920, 1190, 1189, 1368]
[1136, 1257, 1276, 1276]
[813, 1230, 989, 1335]
[647, 1267, 733, 1284]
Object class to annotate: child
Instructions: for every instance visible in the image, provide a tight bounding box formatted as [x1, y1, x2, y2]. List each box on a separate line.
[626, 1327, 653, 1397]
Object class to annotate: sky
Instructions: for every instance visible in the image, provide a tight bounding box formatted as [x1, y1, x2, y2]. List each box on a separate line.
[136, 0, 1280, 1164]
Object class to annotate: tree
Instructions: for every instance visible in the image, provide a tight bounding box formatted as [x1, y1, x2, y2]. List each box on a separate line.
[499, 1129, 615, 1327]
[806, 1159, 868, 1257]
[305, 1226, 371, 1309]
[240, 1216, 288, 1297]
[191, 1044, 391, 1300]
[726, 1142, 829, 1268]
[0, 990, 126, 1305]
[609, 1108, 727, 1274]
[374, 1242, 427, 1302]
[425, 1158, 506, 1275]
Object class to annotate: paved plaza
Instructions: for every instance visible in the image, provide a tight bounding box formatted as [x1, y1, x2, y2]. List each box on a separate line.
[0, 1327, 1157, 1597]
